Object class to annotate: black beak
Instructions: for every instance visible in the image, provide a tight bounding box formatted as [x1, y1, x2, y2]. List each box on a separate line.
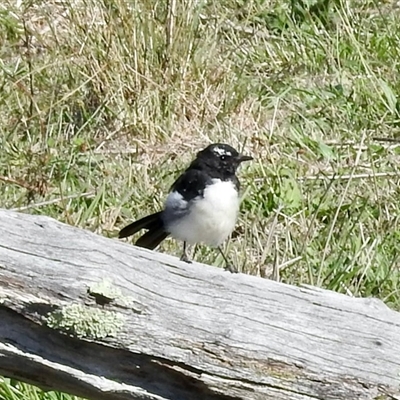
[238, 154, 253, 163]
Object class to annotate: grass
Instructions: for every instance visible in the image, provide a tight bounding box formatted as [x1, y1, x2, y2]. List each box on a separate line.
[0, 378, 81, 400]
[1, 0, 400, 398]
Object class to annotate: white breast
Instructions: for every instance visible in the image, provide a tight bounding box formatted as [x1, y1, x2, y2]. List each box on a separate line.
[165, 179, 239, 247]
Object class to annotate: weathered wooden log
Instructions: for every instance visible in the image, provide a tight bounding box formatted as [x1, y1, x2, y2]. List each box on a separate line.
[0, 208, 399, 400]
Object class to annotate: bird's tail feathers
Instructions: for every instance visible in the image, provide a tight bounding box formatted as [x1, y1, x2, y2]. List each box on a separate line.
[119, 211, 169, 250]
[135, 229, 169, 250]
[119, 211, 163, 238]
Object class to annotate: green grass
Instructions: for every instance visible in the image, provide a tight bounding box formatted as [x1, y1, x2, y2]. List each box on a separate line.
[1, 0, 400, 398]
[0, 378, 81, 400]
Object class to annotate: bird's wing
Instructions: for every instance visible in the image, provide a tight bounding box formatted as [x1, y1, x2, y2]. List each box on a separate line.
[169, 168, 213, 202]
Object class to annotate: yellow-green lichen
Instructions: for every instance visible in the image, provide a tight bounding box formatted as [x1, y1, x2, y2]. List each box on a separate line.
[46, 303, 124, 339]
[88, 279, 137, 308]
[89, 279, 122, 300]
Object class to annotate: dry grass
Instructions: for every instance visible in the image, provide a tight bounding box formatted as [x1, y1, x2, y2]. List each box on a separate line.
[3, 0, 400, 398]
[2, 0, 400, 297]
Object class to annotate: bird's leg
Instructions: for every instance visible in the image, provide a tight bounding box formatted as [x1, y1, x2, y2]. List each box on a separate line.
[218, 246, 238, 273]
[180, 241, 192, 263]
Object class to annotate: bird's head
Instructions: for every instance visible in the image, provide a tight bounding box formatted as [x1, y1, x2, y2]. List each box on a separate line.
[193, 143, 253, 177]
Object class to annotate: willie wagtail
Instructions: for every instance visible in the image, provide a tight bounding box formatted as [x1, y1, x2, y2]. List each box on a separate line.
[119, 143, 252, 268]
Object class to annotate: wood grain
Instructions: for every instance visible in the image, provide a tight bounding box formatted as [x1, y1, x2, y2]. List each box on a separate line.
[0, 209, 399, 400]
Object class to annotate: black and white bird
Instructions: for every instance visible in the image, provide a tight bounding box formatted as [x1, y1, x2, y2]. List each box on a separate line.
[119, 143, 252, 268]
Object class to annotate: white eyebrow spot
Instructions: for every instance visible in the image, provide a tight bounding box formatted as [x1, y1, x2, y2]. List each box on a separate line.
[213, 147, 232, 156]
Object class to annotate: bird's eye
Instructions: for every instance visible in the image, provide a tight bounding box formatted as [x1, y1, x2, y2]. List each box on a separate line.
[220, 155, 227, 161]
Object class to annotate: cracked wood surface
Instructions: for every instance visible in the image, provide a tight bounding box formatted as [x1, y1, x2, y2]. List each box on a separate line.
[0, 208, 399, 400]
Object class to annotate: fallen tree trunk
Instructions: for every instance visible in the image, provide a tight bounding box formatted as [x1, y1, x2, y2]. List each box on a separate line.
[0, 208, 399, 400]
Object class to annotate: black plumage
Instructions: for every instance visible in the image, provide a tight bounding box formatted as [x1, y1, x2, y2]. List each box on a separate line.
[118, 143, 252, 260]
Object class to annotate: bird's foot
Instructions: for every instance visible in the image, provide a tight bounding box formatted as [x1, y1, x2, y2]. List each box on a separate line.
[224, 264, 239, 273]
[180, 242, 193, 263]
[218, 246, 238, 273]
[180, 253, 192, 263]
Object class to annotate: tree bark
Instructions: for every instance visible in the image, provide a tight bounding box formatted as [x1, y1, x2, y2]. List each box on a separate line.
[0, 208, 399, 400]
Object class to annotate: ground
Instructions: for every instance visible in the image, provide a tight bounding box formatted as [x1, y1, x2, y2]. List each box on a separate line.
[1, 0, 400, 398]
